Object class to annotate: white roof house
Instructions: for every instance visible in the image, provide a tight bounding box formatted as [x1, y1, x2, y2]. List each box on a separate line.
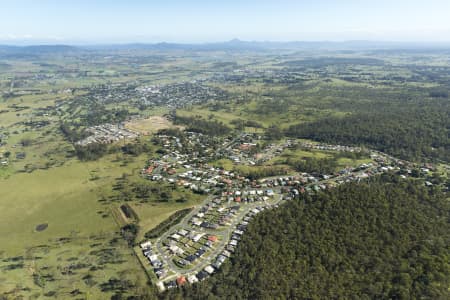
[175, 245, 185, 255]
[149, 255, 159, 263]
[188, 275, 199, 284]
[204, 265, 215, 274]
[156, 281, 166, 292]
[192, 233, 204, 242]
[140, 241, 152, 249]
[178, 229, 189, 236]
[171, 233, 181, 241]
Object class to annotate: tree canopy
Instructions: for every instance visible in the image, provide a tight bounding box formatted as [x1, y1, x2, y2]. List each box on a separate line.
[162, 176, 449, 299]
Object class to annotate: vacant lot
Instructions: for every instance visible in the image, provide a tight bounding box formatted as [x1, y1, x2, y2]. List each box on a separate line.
[124, 116, 179, 135]
[132, 201, 202, 242]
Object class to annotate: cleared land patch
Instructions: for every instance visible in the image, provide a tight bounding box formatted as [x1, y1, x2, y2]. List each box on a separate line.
[124, 116, 179, 135]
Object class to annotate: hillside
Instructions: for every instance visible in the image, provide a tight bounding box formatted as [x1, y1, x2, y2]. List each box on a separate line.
[162, 175, 450, 299]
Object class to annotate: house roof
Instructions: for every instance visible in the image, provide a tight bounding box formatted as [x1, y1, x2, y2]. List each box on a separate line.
[176, 276, 187, 286]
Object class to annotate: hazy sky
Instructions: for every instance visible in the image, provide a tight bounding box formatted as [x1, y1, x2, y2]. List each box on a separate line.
[1, 0, 450, 44]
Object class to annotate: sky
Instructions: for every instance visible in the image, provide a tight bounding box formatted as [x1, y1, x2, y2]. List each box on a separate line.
[1, 0, 450, 44]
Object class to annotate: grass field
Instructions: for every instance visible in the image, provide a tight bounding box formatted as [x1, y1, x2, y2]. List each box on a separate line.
[274, 149, 331, 161]
[268, 147, 373, 172]
[0, 152, 171, 298]
[132, 202, 201, 242]
[0, 68, 208, 297]
[336, 157, 373, 168]
[210, 158, 235, 170]
[124, 115, 179, 135]
[0, 160, 115, 254]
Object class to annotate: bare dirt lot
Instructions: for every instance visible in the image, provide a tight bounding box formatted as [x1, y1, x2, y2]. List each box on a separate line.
[124, 116, 180, 135]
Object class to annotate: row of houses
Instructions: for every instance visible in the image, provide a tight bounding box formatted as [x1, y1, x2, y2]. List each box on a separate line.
[153, 161, 430, 291]
[160, 206, 274, 289]
[76, 123, 139, 146]
[300, 142, 363, 153]
[136, 82, 228, 109]
[160, 204, 275, 291]
[143, 133, 255, 192]
[219, 134, 298, 166]
[139, 241, 167, 279]
[143, 132, 442, 291]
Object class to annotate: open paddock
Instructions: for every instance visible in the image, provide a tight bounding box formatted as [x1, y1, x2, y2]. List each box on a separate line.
[124, 116, 180, 135]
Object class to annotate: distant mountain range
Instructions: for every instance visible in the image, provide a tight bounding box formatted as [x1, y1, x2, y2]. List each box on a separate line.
[1, 39, 450, 57]
[0, 44, 83, 57]
[81, 39, 450, 51]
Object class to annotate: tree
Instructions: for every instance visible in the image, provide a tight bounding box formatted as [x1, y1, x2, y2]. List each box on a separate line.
[162, 176, 450, 299]
[121, 223, 139, 246]
[265, 125, 282, 140]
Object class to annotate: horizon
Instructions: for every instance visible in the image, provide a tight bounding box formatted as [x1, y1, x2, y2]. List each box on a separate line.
[2, 39, 450, 48]
[2, 0, 450, 45]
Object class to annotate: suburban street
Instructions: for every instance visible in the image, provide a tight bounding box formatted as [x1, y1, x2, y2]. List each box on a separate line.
[136, 136, 433, 291]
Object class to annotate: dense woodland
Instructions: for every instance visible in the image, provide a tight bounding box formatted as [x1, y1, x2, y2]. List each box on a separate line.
[2, 45, 450, 300]
[282, 83, 450, 163]
[162, 175, 449, 299]
[173, 114, 231, 136]
[287, 109, 449, 163]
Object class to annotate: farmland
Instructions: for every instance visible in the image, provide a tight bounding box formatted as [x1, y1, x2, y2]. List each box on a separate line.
[0, 44, 449, 299]
[0, 154, 151, 298]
